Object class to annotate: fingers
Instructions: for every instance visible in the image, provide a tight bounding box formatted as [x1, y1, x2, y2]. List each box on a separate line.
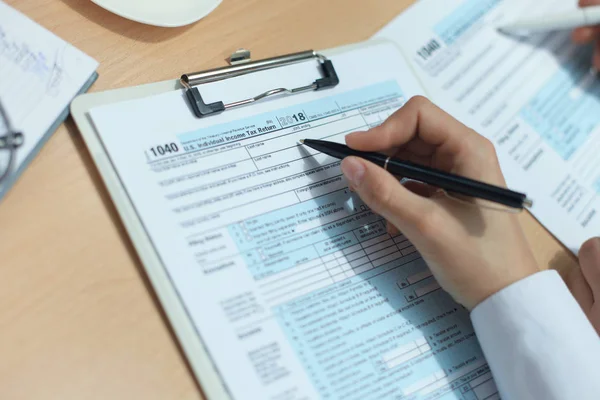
[579, 0, 600, 6]
[573, 0, 600, 69]
[345, 96, 503, 183]
[566, 266, 594, 315]
[341, 156, 434, 231]
[401, 179, 439, 198]
[346, 96, 475, 153]
[572, 27, 597, 43]
[579, 237, 600, 302]
[384, 180, 439, 236]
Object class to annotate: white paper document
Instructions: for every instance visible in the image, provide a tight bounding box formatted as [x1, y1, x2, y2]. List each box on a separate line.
[90, 42, 499, 400]
[0, 1, 98, 198]
[376, 0, 600, 252]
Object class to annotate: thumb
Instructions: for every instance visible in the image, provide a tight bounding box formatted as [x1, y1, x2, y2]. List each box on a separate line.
[340, 156, 434, 231]
[579, 237, 600, 301]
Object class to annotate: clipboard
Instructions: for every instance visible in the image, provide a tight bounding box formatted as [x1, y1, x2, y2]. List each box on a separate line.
[70, 39, 416, 399]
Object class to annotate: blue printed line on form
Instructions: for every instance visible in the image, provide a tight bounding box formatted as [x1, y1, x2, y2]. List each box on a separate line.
[433, 0, 502, 45]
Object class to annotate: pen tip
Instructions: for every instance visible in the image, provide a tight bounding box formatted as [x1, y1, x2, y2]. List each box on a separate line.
[496, 25, 529, 38]
[496, 26, 512, 35]
[299, 139, 305, 144]
[523, 197, 534, 208]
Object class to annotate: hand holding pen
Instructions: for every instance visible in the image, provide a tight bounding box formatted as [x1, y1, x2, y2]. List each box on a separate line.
[316, 97, 540, 310]
[498, 0, 600, 70]
[301, 139, 531, 210]
[573, 0, 600, 69]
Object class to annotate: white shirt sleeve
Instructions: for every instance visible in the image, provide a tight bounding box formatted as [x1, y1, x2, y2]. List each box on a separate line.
[471, 270, 600, 400]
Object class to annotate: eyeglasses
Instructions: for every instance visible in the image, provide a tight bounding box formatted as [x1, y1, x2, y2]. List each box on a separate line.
[0, 99, 24, 186]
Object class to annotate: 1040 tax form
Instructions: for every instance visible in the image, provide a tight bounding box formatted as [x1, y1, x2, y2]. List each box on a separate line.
[377, 0, 600, 252]
[89, 43, 498, 400]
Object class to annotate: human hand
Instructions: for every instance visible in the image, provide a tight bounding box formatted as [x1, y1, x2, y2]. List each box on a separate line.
[567, 238, 600, 335]
[341, 97, 539, 310]
[572, 0, 600, 70]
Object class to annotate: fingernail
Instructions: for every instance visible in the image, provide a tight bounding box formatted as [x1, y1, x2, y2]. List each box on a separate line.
[341, 157, 365, 187]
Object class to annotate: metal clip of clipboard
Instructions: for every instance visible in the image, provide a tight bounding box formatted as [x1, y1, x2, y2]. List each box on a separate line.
[180, 50, 339, 118]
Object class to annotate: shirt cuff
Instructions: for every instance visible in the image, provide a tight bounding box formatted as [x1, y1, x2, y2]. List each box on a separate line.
[471, 270, 600, 400]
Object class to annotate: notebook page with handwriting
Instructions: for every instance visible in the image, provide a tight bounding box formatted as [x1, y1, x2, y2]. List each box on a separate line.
[89, 42, 499, 400]
[0, 1, 98, 198]
[376, 0, 600, 252]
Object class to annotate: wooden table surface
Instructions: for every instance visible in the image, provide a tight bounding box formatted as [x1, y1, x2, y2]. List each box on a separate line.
[0, 0, 577, 399]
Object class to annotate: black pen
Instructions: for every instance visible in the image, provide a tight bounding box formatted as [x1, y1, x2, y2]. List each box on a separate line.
[300, 139, 533, 210]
